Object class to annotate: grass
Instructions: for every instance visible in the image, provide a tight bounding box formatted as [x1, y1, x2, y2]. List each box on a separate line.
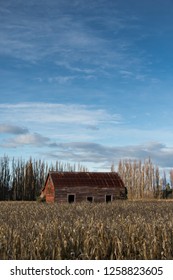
[0, 200, 173, 260]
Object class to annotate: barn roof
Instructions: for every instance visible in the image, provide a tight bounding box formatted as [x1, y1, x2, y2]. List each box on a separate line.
[43, 171, 125, 189]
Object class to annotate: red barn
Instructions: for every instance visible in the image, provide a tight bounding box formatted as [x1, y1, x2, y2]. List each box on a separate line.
[40, 171, 127, 203]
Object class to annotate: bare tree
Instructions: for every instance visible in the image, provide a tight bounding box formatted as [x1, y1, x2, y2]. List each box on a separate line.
[117, 158, 160, 199]
[0, 155, 10, 200]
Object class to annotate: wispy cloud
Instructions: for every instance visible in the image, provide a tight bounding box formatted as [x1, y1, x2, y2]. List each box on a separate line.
[0, 0, 149, 81]
[48, 76, 77, 84]
[56, 61, 95, 74]
[0, 2, 105, 62]
[0, 102, 122, 126]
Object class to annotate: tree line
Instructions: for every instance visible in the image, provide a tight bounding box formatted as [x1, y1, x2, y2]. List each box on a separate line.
[115, 158, 172, 199]
[0, 155, 172, 201]
[0, 155, 88, 201]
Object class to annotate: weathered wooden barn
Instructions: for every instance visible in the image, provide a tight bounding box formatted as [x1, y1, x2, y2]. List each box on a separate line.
[40, 171, 127, 203]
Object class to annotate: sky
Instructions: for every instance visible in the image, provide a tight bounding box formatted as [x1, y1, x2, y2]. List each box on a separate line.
[0, 0, 173, 172]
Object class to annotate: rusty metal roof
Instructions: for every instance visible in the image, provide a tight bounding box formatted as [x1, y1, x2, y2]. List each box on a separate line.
[45, 171, 125, 189]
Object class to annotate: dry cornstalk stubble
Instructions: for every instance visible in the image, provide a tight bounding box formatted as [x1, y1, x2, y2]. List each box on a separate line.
[0, 201, 173, 260]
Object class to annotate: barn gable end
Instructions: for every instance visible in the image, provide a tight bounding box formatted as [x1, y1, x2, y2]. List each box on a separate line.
[42, 174, 55, 203]
[41, 171, 127, 203]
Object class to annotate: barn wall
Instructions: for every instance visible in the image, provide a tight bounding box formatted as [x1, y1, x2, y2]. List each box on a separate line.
[55, 186, 126, 203]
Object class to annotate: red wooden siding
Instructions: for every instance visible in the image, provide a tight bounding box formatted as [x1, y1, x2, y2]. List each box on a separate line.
[43, 176, 55, 203]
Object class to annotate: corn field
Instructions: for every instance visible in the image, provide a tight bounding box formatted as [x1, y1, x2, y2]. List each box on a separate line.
[0, 201, 173, 260]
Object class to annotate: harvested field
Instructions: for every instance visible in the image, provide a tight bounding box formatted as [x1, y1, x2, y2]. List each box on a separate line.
[0, 201, 173, 260]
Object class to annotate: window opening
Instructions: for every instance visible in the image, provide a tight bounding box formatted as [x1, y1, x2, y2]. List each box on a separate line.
[86, 196, 93, 202]
[68, 194, 75, 203]
[105, 195, 112, 203]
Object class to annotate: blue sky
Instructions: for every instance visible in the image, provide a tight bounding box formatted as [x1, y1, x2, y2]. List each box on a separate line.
[0, 0, 173, 171]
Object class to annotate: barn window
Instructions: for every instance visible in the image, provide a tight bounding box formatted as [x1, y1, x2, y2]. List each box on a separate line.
[86, 196, 93, 202]
[68, 194, 75, 203]
[105, 195, 112, 203]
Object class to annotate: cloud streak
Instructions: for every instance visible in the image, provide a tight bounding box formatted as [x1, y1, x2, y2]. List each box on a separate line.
[0, 102, 122, 126]
[0, 124, 28, 134]
[45, 141, 173, 169]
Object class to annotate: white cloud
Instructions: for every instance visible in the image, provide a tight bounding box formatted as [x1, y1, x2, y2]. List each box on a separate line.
[2, 133, 49, 148]
[0, 124, 28, 134]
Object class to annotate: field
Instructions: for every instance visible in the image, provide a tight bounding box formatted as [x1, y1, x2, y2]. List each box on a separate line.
[0, 201, 173, 260]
